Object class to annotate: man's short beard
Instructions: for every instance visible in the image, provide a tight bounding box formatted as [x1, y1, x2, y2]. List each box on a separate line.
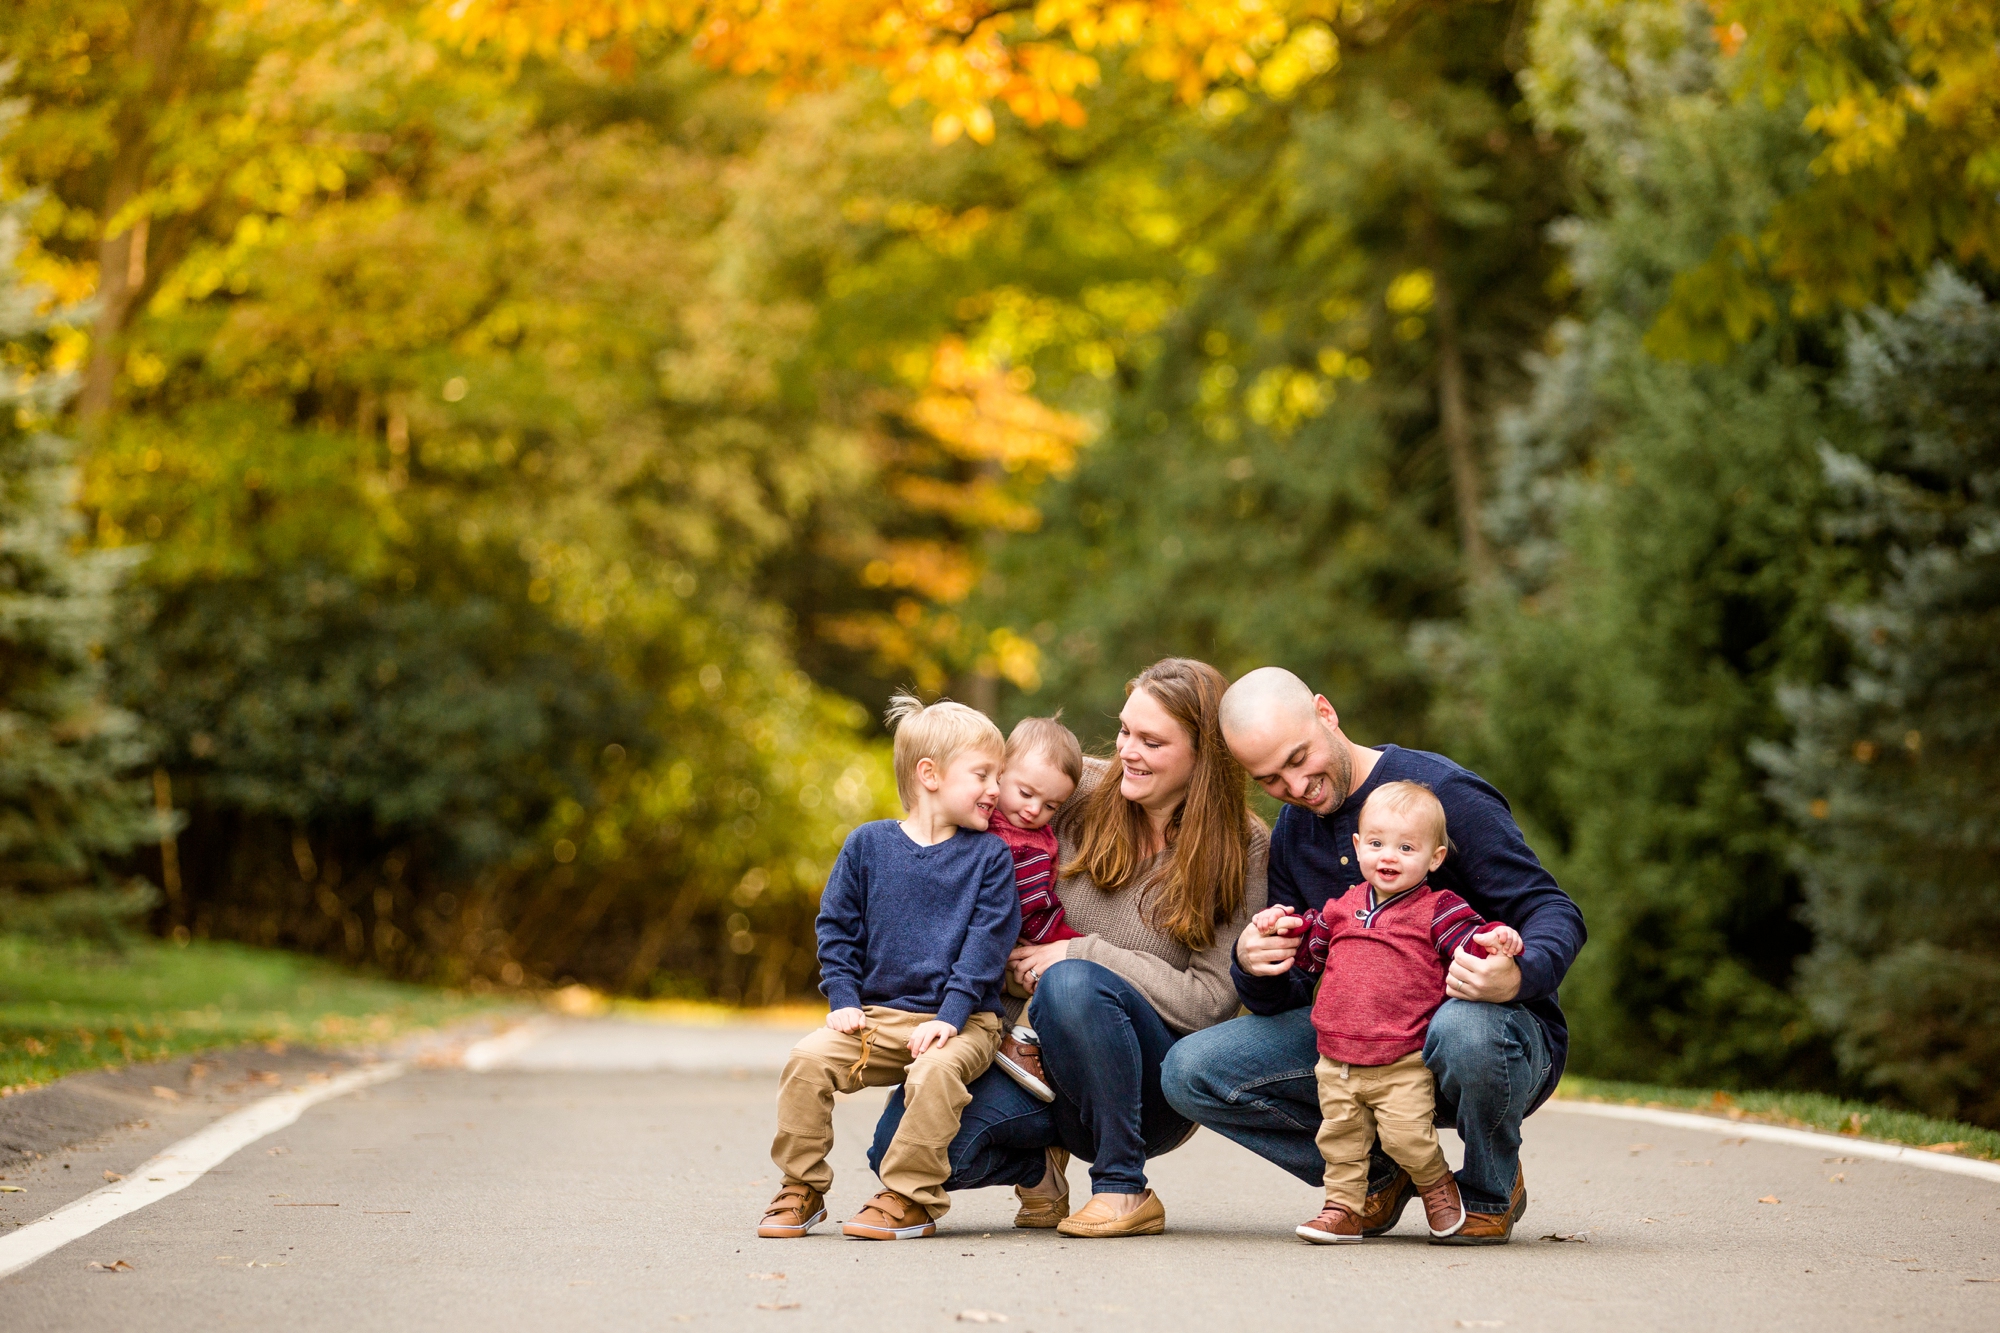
[1317, 718, 1352, 811]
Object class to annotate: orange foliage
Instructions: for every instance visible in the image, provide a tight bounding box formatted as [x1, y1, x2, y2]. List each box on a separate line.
[429, 0, 1346, 141]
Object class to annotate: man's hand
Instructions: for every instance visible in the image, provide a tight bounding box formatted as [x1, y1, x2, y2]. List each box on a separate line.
[1236, 913, 1303, 977]
[826, 1006, 867, 1033]
[908, 1019, 958, 1056]
[1007, 940, 1068, 995]
[1446, 944, 1522, 1003]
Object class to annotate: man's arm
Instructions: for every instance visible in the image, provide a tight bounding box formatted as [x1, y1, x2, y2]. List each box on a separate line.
[1231, 815, 1316, 1014]
[937, 844, 1022, 1033]
[1437, 772, 1586, 1002]
[815, 839, 869, 1013]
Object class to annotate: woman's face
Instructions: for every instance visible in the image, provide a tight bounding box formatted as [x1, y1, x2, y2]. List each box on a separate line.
[1116, 685, 1197, 813]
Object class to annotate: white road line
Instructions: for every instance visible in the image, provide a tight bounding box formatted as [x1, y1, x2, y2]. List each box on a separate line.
[461, 1018, 552, 1070]
[0, 1061, 406, 1280]
[1547, 1098, 2000, 1184]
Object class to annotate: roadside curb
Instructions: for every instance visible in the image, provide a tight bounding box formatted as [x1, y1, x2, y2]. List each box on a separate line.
[1546, 1098, 2000, 1184]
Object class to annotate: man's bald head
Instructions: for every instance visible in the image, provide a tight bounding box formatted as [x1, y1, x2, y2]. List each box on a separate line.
[1219, 666, 1318, 742]
[1220, 666, 1355, 814]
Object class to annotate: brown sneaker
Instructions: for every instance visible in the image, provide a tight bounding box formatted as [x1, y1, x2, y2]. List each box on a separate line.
[841, 1189, 937, 1240]
[1056, 1189, 1165, 1238]
[1416, 1172, 1466, 1238]
[1013, 1147, 1071, 1228]
[1296, 1201, 1364, 1244]
[757, 1182, 827, 1238]
[1431, 1166, 1526, 1246]
[1360, 1166, 1413, 1236]
[995, 1026, 1056, 1102]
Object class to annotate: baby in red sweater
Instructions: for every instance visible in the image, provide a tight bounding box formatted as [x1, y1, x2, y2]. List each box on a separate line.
[1249, 780, 1523, 1244]
[987, 714, 1083, 1102]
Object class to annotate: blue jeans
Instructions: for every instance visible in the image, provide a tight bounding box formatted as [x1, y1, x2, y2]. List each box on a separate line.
[1159, 999, 1553, 1214]
[869, 959, 1193, 1196]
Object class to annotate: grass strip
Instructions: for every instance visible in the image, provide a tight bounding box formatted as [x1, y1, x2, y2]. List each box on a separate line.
[0, 934, 498, 1093]
[1556, 1075, 2000, 1163]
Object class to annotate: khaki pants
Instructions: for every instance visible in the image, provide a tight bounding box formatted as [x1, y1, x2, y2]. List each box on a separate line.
[1314, 1052, 1451, 1212]
[771, 1007, 1002, 1217]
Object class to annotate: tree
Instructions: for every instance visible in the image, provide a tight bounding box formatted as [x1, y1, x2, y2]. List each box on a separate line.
[1759, 268, 2000, 1127]
[0, 200, 158, 934]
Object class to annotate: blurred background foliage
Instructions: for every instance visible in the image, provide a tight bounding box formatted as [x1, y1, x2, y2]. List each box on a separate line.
[1, 0, 1995, 1123]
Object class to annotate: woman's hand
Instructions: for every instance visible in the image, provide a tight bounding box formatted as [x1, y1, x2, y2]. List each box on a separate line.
[1008, 940, 1070, 994]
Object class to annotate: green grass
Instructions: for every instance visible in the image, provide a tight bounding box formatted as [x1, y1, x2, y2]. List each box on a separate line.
[1556, 1075, 2000, 1163]
[0, 934, 501, 1093]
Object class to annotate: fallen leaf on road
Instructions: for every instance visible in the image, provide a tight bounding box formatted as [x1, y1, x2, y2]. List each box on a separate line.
[1823, 1156, 1856, 1164]
[1967, 1278, 2000, 1283]
[1758, 1196, 1781, 1204]
[956, 1314, 1008, 1325]
[754, 1301, 801, 1311]
[1627, 1143, 1653, 1155]
[247, 1261, 287, 1268]
[102, 1171, 124, 1183]
[1455, 1322, 1504, 1329]
[1922, 1141, 1967, 1155]
[88, 1260, 133, 1273]
[267, 1147, 290, 1156]
[1721, 1137, 1749, 1146]
[1641, 1217, 1660, 1225]
[0, 1185, 23, 1192]
[150, 1086, 180, 1103]
[1829, 1173, 1847, 1183]
[748, 1272, 786, 1281]
[1541, 1231, 1589, 1243]
[1676, 1160, 1714, 1167]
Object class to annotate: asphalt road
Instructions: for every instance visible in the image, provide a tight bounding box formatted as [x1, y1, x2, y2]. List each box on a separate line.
[4, 1019, 1998, 1332]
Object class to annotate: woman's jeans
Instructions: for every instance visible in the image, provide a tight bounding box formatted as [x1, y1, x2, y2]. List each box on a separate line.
[1158, 1000, 1553, 1214]
[868, 959, 1193, 1196]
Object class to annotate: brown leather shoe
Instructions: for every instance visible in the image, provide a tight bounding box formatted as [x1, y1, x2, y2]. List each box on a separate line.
[1430, 1167, 1527, 1246]
[1055, 1189, 1165, 1237]
[995, 1027, 1055, 1102]
[1296, 1201, 1364, 1244]
[1360, 1166, 1413, 1236]
[1416, 1171, 1466, 1237]
[757, 1182, 827, 1238]
[841, 1188, 937, 1240]
[1013, 1147, 1070, 1228]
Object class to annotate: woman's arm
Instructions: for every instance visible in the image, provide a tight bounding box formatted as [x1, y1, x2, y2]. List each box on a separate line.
[1063, 829, 1269, 1033]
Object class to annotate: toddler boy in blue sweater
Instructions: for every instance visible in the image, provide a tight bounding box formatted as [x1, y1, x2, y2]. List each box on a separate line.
[758, 695, 1019, 1242]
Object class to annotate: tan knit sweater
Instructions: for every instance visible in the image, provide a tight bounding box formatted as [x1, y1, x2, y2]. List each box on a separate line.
[1009, 758, 1268, 1035]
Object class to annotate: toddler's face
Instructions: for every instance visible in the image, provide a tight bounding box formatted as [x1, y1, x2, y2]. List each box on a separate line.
[928, 747, 1002, 831]
[996, 752, 1076, 831]
[1352, 811, 1447, 896]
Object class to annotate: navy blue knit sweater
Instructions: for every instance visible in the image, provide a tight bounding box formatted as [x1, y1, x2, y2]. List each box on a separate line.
[1232, 746, 1586, 1105]
[816, 821, 1020, 1033]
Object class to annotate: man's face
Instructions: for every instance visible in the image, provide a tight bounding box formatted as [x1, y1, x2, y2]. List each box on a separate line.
[1227, 696, 1353, 815]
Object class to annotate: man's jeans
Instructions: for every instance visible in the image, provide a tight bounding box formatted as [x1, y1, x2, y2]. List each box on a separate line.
[1160, 1000, 1552, 1214]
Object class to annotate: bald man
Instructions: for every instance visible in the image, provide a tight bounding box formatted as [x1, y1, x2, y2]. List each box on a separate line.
[1160, 668, 1585, 1244]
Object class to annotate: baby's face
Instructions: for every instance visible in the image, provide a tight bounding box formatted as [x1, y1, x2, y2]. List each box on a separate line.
[1352, 812, 1447, 895]
[996, 752, 1076, 831]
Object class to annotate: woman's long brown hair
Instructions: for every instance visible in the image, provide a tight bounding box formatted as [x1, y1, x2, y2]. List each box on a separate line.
[1064, 658, 1251, 951]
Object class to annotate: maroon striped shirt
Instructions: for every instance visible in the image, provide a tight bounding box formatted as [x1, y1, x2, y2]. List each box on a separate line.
[991, 811, 1081, 944]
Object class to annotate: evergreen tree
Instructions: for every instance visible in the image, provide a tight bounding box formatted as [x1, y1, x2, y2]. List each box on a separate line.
[0, 205, 157, 932]
[1759, 269, 2000, 1127]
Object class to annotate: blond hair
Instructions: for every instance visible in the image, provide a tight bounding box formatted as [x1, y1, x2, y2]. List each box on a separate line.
[1005, 711, 1083, 788]
[1359, 780, 1448, 849]
[884, 693, 1005, 811]
[1065, 658, 1253, 951]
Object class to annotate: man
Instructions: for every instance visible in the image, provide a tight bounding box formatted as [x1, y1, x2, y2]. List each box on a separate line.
[1160, 667, 1585, 1243]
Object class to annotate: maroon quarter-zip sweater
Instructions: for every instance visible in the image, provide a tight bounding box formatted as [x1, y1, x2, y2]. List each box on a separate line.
[1289, 882, 1500, 1065]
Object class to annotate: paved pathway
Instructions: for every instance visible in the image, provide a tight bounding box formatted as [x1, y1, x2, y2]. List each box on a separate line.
[5, 1019, 1998, 1331]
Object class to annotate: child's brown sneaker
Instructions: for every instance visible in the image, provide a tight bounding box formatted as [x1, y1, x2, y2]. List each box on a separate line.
[841, 1189, 937, 1240]
[995, 1026, 1055, 1102]
[1417, 1171, 1466, 1238]
[1296, 1202, 1364, 1244]
[757, 1182, 827, 1238]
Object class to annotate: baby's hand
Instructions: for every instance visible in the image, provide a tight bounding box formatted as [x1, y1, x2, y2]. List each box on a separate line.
[1252, 905, 1303, 935]
[827, 1006, 867, 1033]
[1473, 925, 1524, 958]
[908, 1020, 958, 1056]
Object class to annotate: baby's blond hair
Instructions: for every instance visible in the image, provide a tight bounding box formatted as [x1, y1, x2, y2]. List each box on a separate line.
[885, 693, 1005, 811]
[1359, 780, 1448, 849]
[1005, 711, 1083, 789]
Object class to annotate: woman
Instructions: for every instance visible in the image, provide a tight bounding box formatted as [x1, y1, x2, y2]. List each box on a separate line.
[866, 657, 1268, 1237]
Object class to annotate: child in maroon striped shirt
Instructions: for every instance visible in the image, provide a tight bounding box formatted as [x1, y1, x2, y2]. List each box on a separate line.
[987, 714, 1083, 1102]
[1250, 780, 1523, 1244]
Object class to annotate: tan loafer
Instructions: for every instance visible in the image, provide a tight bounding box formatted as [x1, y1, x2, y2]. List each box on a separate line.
[1013, 1147, 1070, 1228]
[1056, 1189, 1165, 1237]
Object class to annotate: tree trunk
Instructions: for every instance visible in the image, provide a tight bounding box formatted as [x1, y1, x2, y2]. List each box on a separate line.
[75, 0, 199, 428]
[1432, 273, 1493, 584]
